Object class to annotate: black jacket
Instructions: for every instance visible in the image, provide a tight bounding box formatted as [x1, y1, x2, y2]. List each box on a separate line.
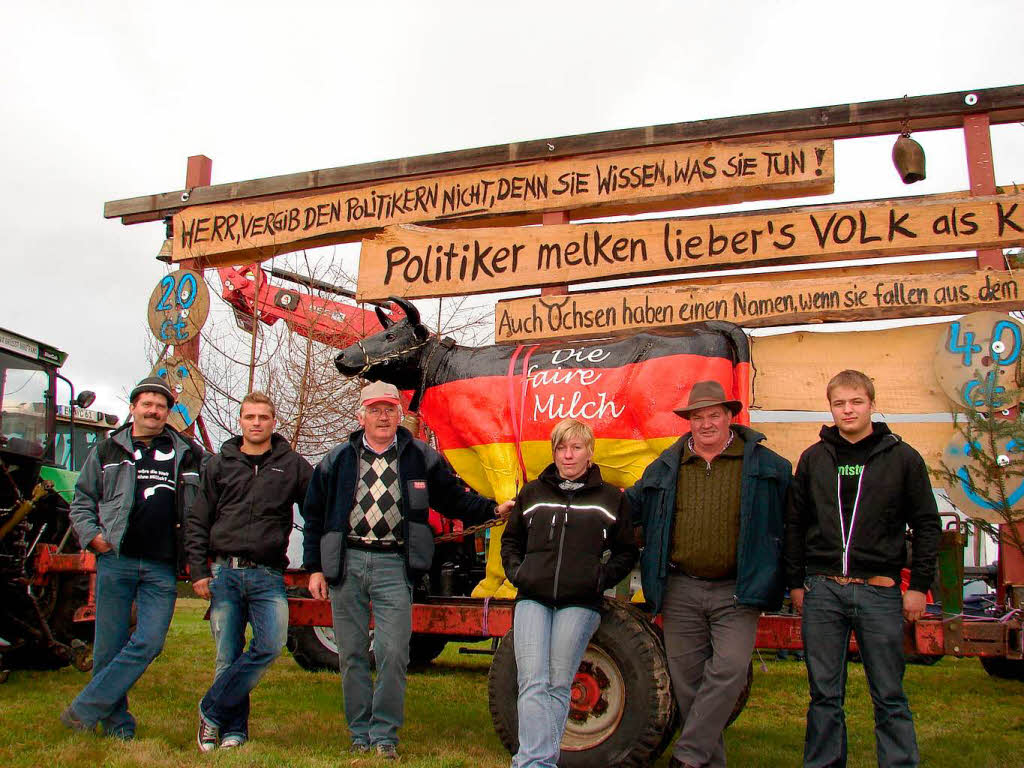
[185, 433, 313, 581]
[784, 422, 941, 593]
[302, 426, 497, 584]
[501, 464, 638, 610]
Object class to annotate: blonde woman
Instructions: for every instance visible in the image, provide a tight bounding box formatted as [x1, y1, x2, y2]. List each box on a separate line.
[500, 419, 637, 768]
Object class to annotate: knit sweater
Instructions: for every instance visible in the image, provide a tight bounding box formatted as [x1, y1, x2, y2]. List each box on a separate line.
[669, 433, 745, 579]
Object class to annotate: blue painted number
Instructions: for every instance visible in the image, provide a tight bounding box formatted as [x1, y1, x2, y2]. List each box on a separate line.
[947, 321, 982, 367]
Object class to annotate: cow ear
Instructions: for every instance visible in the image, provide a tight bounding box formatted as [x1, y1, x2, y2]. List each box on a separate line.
[414, 324, 430, 341]
[375, 305, 393, 329]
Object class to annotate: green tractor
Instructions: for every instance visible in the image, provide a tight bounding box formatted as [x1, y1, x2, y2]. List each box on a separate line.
[0, 328, 117, 679]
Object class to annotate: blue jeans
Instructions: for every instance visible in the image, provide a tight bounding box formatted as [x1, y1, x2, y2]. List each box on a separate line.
[69, 553, 177, 737]
[200, 563, 289, 740]
[801, 575, 919, 768]
[511, 599, 601, 768]
[329, 549, 412, 747]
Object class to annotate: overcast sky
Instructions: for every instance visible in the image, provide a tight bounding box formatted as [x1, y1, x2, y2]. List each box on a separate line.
[2, 1, 1022, 419]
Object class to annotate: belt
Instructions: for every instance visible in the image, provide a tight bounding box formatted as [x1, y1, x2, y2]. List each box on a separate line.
[667, 562, 732, 582]
[826, 575, 896, 587]
[346, 536, 403, 553]
[214, 556, 262, 569]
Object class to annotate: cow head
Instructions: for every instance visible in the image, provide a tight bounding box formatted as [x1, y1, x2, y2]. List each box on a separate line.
[335, 296, 431, 391]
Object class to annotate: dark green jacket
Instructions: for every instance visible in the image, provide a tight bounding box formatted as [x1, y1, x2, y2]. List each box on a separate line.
[625, 425, 792, 614]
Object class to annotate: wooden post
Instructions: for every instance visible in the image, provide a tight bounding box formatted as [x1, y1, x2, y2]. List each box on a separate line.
[539, 211, 570, 297]
[963, 114, 1004, 270]
[178, 155, 211, 443]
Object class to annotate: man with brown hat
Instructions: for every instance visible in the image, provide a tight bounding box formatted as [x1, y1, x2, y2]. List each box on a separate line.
[61, 376, 204, 740]
[626, 380, 791, 768]
[302, 380, 513, 760]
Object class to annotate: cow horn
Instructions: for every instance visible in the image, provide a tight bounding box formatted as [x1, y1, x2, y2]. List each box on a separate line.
[389, 296, 420, 326]
[375, 305, 393, 329]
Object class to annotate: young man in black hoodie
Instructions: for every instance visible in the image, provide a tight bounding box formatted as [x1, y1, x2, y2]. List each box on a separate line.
[185, 392, 312, 751]
[785, 370, 940, 768]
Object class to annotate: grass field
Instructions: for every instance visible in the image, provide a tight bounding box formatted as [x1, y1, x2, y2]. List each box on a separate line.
[2, 599, 1021, 767]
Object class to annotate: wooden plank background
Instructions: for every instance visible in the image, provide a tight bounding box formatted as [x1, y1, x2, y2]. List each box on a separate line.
[756, 420, 954, 470]
[750, 324, 951, 413]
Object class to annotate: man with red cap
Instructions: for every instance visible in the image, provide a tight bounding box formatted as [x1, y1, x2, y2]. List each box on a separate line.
[626, 380, 791, 768]
[302, 381, 513, 760]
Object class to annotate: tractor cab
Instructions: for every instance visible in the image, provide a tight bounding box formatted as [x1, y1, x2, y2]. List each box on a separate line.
[0, 328, 65, 507]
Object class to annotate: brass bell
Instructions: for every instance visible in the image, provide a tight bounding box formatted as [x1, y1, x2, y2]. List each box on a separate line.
[892, 134, 926, 184]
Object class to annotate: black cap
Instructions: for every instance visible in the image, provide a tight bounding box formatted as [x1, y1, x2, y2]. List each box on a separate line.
[129, 376, 175, 407]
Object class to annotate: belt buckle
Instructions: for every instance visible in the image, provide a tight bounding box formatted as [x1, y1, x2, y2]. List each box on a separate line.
[830, 576, 857, 586]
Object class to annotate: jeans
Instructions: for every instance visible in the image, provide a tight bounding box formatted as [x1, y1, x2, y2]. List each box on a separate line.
[511, 599, 601, 768]
[801, 575, 919, 768]
[330, 549, 412, 747]
[662, 574, 760, 768]
[199, 563, 289, 740]
[68, 553, 177, 737]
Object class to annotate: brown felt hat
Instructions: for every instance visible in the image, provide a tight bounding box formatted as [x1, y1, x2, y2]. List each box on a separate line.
[673, 380, 742, 419]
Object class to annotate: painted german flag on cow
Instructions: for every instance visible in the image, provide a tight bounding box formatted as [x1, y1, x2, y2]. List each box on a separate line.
[417, 322, 750, 498]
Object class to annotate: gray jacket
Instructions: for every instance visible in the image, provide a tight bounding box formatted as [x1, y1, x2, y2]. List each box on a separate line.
[69, 422, 204, 574]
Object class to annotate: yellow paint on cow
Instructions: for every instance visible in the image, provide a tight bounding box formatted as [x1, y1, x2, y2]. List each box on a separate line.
[440, 437, 680, 597]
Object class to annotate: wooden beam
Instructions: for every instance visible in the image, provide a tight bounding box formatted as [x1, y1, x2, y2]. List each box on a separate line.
[750, 325, 951, 413]
[105, 85, 1024, 222]
[167, 139, 834, 265]
[493, 270, 1024, 342]
[356, 191, 1024, 302]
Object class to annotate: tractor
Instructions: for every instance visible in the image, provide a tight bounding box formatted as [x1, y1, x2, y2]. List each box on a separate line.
[0, 327, 116, 679]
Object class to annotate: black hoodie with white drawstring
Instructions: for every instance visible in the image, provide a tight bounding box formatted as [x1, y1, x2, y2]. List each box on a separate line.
[783, 422, 941, 594]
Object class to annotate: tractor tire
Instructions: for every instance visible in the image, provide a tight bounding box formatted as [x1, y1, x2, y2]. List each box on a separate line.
[286, 589, 448, 672]
[980, 656, 1024, 681]
[288, 624, 449, 672]
[488, 600, 675, 768]
[288, 624, 342, 672]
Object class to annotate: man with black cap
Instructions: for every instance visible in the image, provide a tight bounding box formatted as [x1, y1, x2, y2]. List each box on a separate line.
[626, 380, 791, 768]
[302, 380, 513, 760]
[61, 376, 204, 740]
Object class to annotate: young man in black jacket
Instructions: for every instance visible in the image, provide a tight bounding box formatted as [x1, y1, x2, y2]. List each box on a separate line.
[784, 370, 940, 768]
[185, 392, 312, 751]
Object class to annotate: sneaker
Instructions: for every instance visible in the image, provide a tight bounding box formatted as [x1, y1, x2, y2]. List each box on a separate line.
[220, 734, 246, 749]
[376, 743, 399, 760]
[59, 707, 92, 733]
[349, 742, 371, 754]
[197, 710, 219, 752]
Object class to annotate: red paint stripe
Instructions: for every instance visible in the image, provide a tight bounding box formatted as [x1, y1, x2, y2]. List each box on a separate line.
[422, 353, 745, 450]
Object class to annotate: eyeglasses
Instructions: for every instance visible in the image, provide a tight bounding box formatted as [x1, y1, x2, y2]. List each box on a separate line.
[366, 406, 398, 418]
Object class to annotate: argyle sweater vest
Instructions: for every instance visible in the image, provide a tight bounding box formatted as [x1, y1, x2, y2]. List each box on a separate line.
[349, 444, 403, 544]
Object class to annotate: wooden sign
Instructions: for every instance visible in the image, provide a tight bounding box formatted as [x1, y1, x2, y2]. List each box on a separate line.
[493, 269, 1024, 342]
[933, 312, 1024, 410]
[147, 269, 210, 344]
[170, 139, 834, 265]
[356, 192, 1024, 301]
[150, 356, 206, 431]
